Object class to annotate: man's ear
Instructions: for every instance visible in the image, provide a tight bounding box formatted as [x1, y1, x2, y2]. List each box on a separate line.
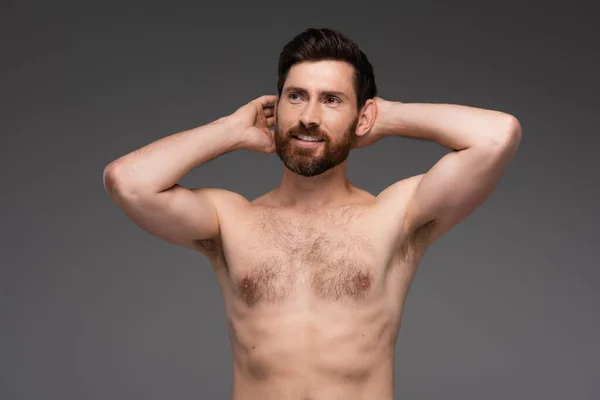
[354, 99, 377, 137]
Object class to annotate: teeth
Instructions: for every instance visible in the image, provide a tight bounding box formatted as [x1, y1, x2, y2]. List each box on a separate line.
[296, 135, 323, 142]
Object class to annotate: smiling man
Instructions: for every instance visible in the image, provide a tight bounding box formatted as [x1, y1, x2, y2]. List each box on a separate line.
[103, 28, 522, 400]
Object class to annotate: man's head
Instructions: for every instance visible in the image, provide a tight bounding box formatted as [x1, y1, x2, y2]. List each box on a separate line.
[274, 28, 378, 177]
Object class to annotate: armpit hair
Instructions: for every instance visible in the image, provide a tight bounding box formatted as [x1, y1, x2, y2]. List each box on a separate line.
[397, 219, 438, 263]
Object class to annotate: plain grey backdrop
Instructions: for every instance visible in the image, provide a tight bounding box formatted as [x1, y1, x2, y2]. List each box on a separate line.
[1, 1, 598, 399]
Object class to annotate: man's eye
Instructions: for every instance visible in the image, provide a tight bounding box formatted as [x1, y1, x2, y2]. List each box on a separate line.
[289, 93, 300, 100]
[326, 97, 340, 104]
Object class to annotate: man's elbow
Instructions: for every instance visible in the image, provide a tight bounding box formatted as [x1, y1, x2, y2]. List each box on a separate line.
[103, 163, 134, 198]
[491, 114, 522, 149]
[503, 114, 522, 142]
[489, 114, 522, 163]
[103, 164, 122, 197]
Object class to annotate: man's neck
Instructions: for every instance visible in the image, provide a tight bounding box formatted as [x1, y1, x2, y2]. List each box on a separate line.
[274, 163, 354, 209]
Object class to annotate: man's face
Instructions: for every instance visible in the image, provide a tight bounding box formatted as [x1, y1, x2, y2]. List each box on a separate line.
[274, 60, 359, 177]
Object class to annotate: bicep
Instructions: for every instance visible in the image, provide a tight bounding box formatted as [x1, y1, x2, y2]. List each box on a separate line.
[405, 133, 520, 242]
[110, 183, 225, 251]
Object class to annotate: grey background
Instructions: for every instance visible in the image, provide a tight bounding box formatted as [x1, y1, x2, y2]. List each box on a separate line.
[1, 1, 599, 399]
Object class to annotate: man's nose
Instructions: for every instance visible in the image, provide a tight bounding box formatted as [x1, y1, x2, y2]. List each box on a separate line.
[299, 101, 321, 127]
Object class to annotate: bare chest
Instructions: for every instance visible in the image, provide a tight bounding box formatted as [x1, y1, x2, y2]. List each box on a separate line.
[217, 205, 387, 307]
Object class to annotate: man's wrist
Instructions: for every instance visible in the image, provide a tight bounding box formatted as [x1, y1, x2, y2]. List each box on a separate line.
[213, 115, 248, 151]
[374, 100, 405, 137]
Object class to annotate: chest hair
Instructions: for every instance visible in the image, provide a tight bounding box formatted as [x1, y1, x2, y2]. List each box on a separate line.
[234, 205, 378, 306]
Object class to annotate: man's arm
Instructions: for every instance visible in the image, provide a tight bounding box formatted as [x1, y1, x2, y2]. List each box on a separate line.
[102, 94, 278, 252]
[103, 117, 242, 251]
[376, 101, 522, 245]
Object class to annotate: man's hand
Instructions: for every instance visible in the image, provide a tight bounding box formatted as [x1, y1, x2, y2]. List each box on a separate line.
[352, 97, 398, 149]
[228, 95, 278, 154]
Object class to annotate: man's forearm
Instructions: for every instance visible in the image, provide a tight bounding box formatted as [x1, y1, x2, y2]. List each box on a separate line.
[104, 116, 241, 196]
[378, 102, 520, 150]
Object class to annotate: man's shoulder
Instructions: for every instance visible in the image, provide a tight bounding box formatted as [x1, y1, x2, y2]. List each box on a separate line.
[191, 187, 245, 200]
[376, 174, 426, 202]
[360, 174, 429, 244]
[365, 174, 424, 218]
[190, 188, 250, 214]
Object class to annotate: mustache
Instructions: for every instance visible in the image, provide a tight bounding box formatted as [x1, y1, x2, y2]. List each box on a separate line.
[286, 124, 328, 140]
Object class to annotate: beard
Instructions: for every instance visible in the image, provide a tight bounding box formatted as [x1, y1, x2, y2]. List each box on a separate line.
[274, 118, 358, 177]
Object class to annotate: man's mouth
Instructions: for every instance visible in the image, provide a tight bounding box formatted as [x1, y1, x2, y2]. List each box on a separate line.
[292, 135, 325, 142]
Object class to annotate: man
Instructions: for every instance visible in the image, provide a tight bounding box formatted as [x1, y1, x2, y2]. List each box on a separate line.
[103, 28, 521, 400]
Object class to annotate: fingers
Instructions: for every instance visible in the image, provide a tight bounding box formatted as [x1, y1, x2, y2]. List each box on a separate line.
[255, 94, 278, 108]
[247, 95, 277, 128]
[263, 103, 276, 127]
[263, 106, 275, 118]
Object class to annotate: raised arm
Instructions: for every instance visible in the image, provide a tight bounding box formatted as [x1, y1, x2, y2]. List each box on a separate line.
[103, 95, 278, 252]
[374, 99, 522, 246]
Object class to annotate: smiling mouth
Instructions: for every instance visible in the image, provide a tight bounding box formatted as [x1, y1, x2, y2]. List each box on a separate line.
[292, 135, 325, 142]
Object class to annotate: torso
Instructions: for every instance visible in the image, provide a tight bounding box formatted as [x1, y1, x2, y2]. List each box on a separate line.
[199, 186, 429, 400]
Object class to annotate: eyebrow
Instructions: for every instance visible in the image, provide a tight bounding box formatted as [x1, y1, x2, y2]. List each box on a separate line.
[284, 86, 349, 100]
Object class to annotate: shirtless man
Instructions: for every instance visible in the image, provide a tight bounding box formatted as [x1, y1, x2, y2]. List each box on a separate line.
[103, 28, 522, 400]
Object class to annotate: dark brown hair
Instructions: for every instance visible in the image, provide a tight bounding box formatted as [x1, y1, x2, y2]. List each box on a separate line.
[277, 28, 377, 109]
